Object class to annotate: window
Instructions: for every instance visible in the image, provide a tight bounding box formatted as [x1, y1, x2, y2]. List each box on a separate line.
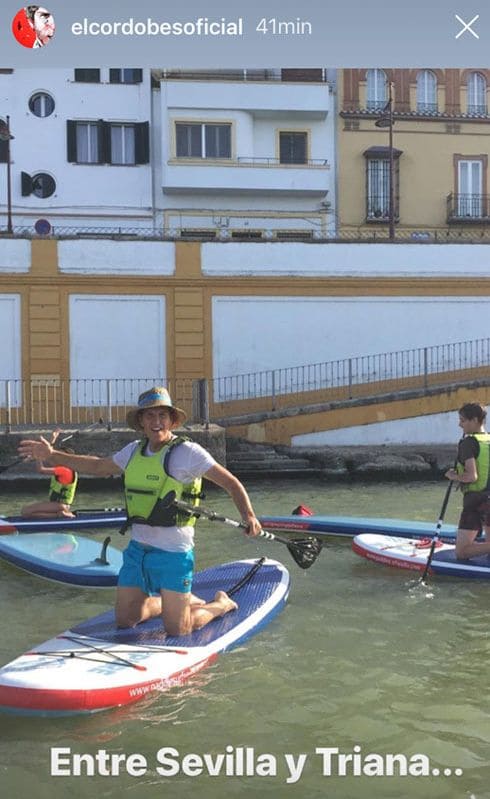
[110, 124, 136, 165]
[467, 72, 487, 115]
[74, 69, 100, 83]
[67, 120, 149, 164]
[75, 121, 101, 164]
[416, 70, 437, 113]
[21, 171, 56, 198]
[364, 146, 401, 221]
[366, 69, 388, 111]
[175, 123, 231, 158]
[279, 131, 308, 164]
[29, 92, 55, 117]
[109, 69, 143, 84]
[457, 159, 483, 216]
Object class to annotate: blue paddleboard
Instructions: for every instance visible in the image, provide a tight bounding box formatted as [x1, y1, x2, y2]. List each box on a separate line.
[260, 514, 459, 543]
[0, 558, 289, 716]
[0, 533, 122, 587]
[0, 508, 125, 534]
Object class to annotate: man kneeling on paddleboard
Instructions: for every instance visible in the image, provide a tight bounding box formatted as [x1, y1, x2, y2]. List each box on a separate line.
[445, 402, 490, 560]
[18, 387, 262, 635]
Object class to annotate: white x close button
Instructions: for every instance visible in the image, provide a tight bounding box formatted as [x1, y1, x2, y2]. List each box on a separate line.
[454, 13, 480, 39]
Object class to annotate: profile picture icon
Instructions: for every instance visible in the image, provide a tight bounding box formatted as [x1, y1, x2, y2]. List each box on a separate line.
[12, 6, 55, 48]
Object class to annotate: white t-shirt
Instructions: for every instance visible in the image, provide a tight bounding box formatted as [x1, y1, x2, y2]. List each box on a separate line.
[113, 438, 216, 552]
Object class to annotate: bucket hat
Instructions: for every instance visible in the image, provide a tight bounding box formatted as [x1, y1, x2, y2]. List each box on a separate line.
[126, 387, 186, 430]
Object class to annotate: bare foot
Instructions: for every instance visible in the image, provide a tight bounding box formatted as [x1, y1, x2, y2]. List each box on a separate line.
[214, 590, 238, 615]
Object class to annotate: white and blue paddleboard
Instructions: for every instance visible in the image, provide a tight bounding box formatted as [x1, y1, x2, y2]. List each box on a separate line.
[260, 514, 459, 543]
[0, 558, 289, 716]
[352, 533, 490, 579]
[0, 533, 122, 587]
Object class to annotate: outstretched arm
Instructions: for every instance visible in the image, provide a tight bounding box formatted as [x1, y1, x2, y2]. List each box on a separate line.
[18, 437, 122, 478]
[203, 463, 262, 537]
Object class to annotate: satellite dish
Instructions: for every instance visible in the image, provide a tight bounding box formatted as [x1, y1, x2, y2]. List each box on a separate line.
[34, 219, 52, 236]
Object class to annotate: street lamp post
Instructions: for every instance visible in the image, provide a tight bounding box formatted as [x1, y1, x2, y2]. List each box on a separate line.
[375, 82, 395, 241]
[0, 115, 14, 234]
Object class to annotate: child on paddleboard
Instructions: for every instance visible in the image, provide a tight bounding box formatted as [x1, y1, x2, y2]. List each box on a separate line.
[21, 429, 78, 519]
[445, 402, 490, 560]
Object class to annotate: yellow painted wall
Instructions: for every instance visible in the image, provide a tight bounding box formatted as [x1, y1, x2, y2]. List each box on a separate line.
[1, 238, 489, 437]
[338, 69, 490, 233]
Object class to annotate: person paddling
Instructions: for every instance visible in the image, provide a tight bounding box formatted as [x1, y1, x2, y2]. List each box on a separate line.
[21, 429, 78, 519]
[445, 402, 490, 560]
[18, 387, 262, 635]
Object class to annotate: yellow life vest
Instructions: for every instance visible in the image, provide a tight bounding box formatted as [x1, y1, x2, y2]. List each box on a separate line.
[48, 470, 78, 504]
[457, 432, 490, 493]
[123, 436, 202, 527]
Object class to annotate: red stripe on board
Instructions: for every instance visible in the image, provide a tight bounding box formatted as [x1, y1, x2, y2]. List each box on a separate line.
[352, 541, 428, 574]
[0, 525, 17, 535]
[0, 654, 217, 713]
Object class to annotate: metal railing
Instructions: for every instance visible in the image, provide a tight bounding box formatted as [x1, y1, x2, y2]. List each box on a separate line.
[6, 223, 490, 243]
[236, 157, 329, 167]
[447, 193, 490, 222]
[0, 377, 196, 430]
[210, 337, 490, 410]
[1, 337, 489, 429]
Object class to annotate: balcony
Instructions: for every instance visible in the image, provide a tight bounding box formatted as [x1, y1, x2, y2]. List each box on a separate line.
[162, 79, 331, 118]
[163, 157, 330, 196]
[447, 193, 490, 223]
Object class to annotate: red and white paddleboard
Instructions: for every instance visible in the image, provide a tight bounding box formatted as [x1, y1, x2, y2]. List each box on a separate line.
[352, 534, 490, 580]
[0, 558, 289, 716]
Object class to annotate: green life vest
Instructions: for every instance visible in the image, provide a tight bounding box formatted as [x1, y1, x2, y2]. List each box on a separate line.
[123, 436, 202, 528]
[48, 471, 78, 504]
[457, 432, 490, 493]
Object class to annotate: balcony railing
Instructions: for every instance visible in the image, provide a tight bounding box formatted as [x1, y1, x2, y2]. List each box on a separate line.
[447, 193, 490, 222]
[156, 69, 328, 83]
[235, 157, 329, 167]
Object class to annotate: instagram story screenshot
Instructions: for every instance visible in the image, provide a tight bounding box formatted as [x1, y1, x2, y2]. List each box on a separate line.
[0, 2, 489, 799]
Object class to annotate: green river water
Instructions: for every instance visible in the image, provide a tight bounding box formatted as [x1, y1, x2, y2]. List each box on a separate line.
[0, 477, 488, 799]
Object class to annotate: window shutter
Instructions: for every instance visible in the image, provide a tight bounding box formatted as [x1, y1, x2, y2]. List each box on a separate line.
[21, 171, 33, 196]
[135, 122, 150, 164]
[0, 138, 8, 164]
[66, 120, 77, 162]
[99, 121, 110, 164]
[132, 69, 143, 83]
[109, 69, 121, 84]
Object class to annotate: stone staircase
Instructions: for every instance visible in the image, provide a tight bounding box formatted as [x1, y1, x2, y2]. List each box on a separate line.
[226, 437, 318, 477]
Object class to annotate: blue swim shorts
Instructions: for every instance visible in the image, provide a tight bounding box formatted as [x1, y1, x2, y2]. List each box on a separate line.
[118, 540, 194, 595]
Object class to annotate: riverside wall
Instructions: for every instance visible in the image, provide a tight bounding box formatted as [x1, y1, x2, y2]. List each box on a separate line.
[0, 426, 456, 487]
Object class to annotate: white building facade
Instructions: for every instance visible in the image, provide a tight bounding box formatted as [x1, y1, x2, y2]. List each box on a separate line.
[154, 69, 335, 239]
[1, 68, 335, 238]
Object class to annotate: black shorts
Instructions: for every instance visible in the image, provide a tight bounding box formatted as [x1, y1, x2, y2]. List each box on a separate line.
[458, 491, 490, 532]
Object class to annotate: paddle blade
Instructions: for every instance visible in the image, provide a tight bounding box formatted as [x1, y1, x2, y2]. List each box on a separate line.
[286, 537, 323, 569]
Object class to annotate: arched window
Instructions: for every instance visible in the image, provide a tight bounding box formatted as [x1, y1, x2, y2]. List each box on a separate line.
[467, 72, 487, 115]
[366, 69, 388, 111]
[416, 70, 437, 113]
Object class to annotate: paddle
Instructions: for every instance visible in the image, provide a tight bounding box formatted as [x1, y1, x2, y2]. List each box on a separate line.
[72, 507, 125, 515]
[419, 474, 456, 584]
[163, 493, 323, 570]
